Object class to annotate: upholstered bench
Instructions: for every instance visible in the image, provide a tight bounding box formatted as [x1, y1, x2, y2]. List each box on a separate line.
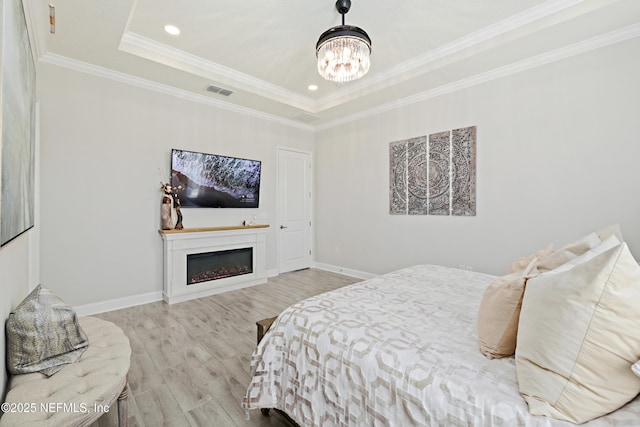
[0, 317, 131, 427]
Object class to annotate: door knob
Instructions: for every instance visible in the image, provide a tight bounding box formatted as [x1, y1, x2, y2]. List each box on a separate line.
[280, 225, 288, 229]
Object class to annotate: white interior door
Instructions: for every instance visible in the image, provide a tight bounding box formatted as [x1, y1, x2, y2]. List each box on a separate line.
[277, 148, 312, 273]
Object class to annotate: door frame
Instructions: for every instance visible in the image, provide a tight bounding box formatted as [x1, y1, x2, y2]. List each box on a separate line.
[276, 146, 313, 274]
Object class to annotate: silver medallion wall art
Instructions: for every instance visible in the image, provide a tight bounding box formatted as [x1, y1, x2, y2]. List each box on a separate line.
[389, 141, 408, 215]
[0, 0, 36, 246]
[389, 126, 476, 216]
[407, 137, 427, 215]
[428, 131, 451, 216]
[451, 126, 477, 216]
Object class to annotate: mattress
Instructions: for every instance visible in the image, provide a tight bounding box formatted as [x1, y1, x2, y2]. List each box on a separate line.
[242, 264, 640, 426]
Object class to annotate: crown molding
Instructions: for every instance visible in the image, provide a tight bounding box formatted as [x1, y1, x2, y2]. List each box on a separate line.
[37, 21, 639, 133]
[316, 23, 640, 130]
[39, 52, 315, 132]
[116, 0, 589, 115]
[21, 0, 46, 63]
[314, 0, 586, 111]
[119, 31, 317, 113]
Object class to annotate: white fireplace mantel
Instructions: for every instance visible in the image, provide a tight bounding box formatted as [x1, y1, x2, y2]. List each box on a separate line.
[159, 225, 268, 304]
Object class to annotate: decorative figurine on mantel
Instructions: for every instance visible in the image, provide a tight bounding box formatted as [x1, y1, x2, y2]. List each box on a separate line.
[243, 213, 257, 227]
[160, 183, 184, 230]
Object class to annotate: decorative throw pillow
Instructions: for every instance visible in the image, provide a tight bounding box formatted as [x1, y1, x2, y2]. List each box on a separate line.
[516, 243, 640, 424]
[536, 231, 601, 272]
[477, 257, 539, 359]
[507, 244, 554, 274]
[6, 285, 89, 376]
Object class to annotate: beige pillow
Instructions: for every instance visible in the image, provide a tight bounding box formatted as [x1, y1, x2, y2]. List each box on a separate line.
[508, 244, 554, 274]
[516, 243, 640, 424]
[477, 257, 538, 359]
[536, 231, 601, 272]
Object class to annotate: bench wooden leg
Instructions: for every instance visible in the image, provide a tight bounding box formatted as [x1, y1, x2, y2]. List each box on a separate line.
[256, 316, 277, 344]
[117, 383, 129, 427]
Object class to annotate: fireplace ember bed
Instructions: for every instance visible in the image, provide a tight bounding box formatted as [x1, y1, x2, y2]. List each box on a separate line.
[187, 247, 253, 284]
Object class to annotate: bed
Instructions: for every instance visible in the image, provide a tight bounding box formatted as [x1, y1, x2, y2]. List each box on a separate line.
[242, 264, 640, 426]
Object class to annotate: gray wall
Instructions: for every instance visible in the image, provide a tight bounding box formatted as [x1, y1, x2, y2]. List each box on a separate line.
[0, 0, 38, 397]
[315, 38, 640, 276]
[0, 237, 34, 399]
[37, 63, 314, 307]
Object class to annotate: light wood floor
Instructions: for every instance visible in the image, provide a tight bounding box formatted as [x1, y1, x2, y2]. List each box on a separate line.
[90, 268, 360, 427]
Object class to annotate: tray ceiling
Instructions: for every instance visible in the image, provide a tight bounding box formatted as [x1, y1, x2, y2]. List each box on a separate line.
[24, 0, 640, 129]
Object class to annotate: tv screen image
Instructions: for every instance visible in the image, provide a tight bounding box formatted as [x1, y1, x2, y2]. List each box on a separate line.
[171, 149, 261, 208]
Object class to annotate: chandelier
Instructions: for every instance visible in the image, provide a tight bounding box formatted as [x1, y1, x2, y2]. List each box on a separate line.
[316, 0, 372, 83]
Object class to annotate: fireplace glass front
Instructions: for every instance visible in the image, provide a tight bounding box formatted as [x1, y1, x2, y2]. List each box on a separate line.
[187, 247, 253, 285]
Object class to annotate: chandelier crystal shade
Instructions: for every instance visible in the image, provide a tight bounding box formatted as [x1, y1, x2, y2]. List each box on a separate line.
[316, 0, 371, 83]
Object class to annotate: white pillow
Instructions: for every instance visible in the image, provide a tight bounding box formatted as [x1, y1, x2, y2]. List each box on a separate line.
[544, 235, 620, 275]
[516, 243, 640, 424]
[633, 361, 640, 378]
[536, 232, 601, 272]
[596, 223, 624, 242]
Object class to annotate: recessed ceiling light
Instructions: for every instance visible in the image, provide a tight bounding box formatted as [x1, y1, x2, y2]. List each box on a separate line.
[308, 85, 318, 91]
[164, 25, 180, 36]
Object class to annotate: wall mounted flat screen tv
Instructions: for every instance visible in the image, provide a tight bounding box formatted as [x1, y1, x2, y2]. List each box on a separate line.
[171, 149, 261, 208]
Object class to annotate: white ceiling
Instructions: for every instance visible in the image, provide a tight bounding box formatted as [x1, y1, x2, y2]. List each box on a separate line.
[23, 0, 640, 129]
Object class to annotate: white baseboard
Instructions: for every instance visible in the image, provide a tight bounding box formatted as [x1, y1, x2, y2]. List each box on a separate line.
[75, 271, 278, 315]
[74, 291, 163, 316]
[164, 278, 267, 304]
[312, 262, 377, 280]
[266, 268, 279, 278]
[73, 266, 369, 316]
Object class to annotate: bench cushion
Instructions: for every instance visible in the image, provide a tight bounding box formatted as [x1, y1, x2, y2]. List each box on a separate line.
[1, 317, 131, 427]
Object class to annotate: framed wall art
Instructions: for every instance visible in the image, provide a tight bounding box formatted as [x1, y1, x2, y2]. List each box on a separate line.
[0, 0, 36, 246]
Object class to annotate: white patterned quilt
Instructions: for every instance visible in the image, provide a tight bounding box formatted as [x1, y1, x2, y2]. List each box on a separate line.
[242, 265, 640, 426]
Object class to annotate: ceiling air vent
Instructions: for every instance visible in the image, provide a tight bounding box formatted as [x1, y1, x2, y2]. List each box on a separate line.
[206, 84, 234, 97]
